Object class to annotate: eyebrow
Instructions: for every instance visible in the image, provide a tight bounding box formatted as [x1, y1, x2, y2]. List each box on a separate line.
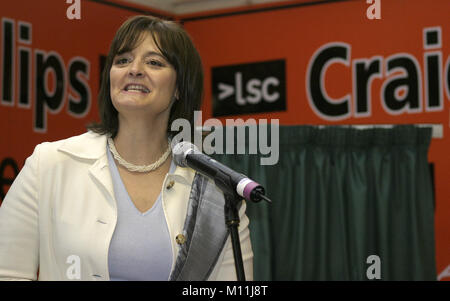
[116, 51, 166, 59]
[143, 51, 167, 60]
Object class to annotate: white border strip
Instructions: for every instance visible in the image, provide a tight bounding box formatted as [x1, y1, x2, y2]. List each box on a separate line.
[196, 124, 444, 139]
[318, 124, 443, 139]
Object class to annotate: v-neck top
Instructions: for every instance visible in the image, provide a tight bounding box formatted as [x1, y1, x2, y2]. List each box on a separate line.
[106, 146, 174, 281]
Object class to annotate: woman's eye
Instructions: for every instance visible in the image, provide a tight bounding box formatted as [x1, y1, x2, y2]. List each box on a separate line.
[147, 60, 164, 67]
[114, 58, 129, 65]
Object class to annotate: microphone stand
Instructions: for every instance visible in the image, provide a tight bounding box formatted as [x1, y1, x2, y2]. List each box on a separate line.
[213, 169, 247, 281]
[224, 192, 246, 281]
[205, 164, 271, 281]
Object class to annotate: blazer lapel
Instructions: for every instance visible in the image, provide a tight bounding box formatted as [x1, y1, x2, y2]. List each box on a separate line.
[88, 155, 116, 211]
[58, 132, 116, 210]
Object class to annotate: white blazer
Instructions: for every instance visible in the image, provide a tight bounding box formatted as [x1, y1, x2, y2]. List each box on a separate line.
[0, 131, 253, 281]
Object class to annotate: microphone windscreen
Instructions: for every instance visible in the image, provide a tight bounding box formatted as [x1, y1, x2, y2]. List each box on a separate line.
[172, 141, 199, 167]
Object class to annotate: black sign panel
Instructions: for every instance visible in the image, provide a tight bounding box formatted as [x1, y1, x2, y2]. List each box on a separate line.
[212, 59, 286, 117]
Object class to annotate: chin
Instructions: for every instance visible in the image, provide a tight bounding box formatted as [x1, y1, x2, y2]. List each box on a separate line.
[112, 99, 149, 114]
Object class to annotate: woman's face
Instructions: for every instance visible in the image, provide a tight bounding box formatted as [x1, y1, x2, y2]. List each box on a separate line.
[109, 33, 177, 120]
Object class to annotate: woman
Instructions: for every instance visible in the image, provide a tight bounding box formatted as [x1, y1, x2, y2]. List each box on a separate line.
[0, 15, 253, 281]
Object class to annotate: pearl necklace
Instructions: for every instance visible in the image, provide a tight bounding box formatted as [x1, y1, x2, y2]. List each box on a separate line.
[107, 137, 171, 173]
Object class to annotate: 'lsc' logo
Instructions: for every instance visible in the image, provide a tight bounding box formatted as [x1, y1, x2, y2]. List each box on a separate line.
[212, 59, 286, 117]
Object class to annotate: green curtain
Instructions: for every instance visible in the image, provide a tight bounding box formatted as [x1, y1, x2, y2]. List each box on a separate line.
[212, 125, 436, 280]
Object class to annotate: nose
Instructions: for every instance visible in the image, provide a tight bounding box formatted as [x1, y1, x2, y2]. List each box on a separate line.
[128, 59, 144, 77]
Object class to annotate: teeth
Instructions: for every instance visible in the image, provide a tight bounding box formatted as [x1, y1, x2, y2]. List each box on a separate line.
[125, 84, 149, 93]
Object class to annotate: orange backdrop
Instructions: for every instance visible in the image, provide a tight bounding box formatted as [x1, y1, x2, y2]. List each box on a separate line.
[182, 0, 450, 280]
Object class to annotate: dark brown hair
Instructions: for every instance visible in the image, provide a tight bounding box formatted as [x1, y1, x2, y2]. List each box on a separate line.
[87, 15, 203, 138]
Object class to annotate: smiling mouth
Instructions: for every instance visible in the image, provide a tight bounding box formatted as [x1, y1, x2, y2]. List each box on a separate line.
[123, 84, 150, 93]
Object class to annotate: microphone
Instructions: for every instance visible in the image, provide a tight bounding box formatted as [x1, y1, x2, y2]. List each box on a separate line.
[172, 141, 271, 204]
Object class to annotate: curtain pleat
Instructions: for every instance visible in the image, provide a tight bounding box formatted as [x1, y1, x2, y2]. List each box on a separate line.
[212, 125, 436, 280]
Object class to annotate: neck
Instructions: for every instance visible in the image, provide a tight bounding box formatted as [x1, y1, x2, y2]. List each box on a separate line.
[113, 115, 170, 166]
